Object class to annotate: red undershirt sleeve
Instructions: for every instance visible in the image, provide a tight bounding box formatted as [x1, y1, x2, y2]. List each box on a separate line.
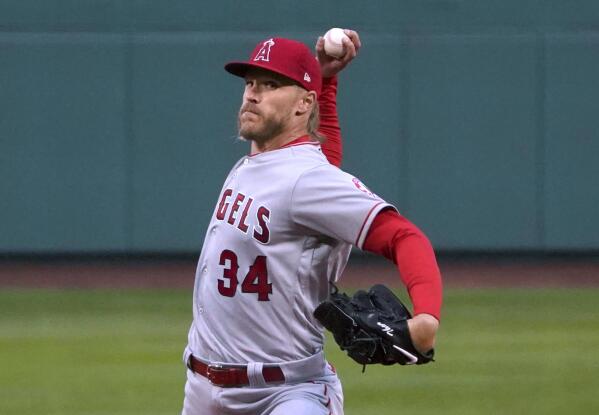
[362, 209, 443, 320]
[318, 76, 342, 167]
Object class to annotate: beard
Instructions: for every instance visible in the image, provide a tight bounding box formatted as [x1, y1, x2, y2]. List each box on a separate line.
[237, 105, 289, 143]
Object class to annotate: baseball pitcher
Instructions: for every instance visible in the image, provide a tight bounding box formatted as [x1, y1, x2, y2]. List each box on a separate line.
[182, 30, 442, 415]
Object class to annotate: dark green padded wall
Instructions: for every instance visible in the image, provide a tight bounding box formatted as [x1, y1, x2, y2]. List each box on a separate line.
[1, 34, 129, 251]
[544, 34, 599, 249]
[405, 35, 539, 249]
[1, 1, 598, 253]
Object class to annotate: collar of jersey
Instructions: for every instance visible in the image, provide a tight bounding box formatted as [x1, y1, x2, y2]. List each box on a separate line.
[248, 135, 319, 157]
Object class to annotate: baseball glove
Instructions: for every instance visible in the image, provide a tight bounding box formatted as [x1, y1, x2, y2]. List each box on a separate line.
[313, 284, 434, 367]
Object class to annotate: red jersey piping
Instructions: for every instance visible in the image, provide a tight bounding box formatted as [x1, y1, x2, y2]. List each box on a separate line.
[248, 135, 319, 157]
[355, 201, 385, 247]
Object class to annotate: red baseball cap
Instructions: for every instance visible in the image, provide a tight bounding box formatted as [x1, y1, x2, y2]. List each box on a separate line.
[225, 38, 322, 96]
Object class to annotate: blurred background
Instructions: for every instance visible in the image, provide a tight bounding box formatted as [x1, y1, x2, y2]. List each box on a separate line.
[1, 1, 599, 415]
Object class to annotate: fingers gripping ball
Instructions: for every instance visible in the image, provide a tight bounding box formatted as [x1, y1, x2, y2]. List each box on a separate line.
[323, 28, 350, 58]
[314, 284, 435, 368]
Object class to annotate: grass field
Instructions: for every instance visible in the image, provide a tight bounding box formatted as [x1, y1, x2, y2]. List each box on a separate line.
[1, 287, 598, 415]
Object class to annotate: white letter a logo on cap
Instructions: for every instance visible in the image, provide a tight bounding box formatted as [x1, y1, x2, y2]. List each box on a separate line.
[254, 39, 275, 62]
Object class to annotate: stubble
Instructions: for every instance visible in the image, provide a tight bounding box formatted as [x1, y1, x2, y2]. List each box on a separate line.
[238, 105, 290, 144]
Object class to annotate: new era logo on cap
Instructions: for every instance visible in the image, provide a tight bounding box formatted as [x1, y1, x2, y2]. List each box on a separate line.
[304, 73, 311, 83]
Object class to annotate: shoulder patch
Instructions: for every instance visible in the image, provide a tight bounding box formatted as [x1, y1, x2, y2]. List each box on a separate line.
[352, 177, 377, 198]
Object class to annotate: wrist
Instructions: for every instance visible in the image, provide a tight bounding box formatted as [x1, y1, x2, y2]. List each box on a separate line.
[322, 75, 338, 86]
[407, 314, 439, 353]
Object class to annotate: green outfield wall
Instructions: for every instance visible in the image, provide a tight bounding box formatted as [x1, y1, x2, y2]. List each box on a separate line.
[1, 1, 598, 253]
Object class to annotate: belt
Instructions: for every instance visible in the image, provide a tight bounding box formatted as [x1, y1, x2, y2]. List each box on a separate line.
[188, 355, 285, 388]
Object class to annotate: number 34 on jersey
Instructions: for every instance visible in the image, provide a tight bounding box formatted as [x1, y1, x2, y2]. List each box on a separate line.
[217, 249, 272, 302]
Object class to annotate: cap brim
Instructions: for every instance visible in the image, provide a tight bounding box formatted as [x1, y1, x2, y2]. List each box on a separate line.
[225, 61, 290, 79]
[224, 61, 256, 78]
[224, 61, 309, 91]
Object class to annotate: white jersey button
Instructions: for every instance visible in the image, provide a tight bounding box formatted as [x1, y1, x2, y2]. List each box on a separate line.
[243, 158, 249, 165]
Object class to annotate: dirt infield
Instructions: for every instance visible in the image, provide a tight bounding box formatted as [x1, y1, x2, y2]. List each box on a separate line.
[1, 254, 598, 289]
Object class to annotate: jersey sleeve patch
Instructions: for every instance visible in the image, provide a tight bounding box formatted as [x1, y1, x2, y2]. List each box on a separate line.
[352, 177, 378, 198]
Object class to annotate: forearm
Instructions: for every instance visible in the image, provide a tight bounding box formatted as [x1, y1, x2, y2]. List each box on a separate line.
[318, 76, 342, 167]
[363, 209, 442, 351]
[363, 209, 442, 319]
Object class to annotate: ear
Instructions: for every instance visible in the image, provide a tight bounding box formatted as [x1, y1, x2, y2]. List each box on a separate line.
[295, 91, 317, 116]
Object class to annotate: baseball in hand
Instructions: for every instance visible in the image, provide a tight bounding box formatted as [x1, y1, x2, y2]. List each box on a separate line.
[323, 28, 349, 58]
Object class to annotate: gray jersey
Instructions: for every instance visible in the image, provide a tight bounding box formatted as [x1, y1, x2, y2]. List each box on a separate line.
[185, 141, 394, 365]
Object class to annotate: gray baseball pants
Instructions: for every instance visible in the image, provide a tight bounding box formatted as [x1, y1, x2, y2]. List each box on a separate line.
[181, 364, 343, 415]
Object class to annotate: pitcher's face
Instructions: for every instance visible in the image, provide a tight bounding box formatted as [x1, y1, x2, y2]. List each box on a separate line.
[238, 68, 304, 143]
